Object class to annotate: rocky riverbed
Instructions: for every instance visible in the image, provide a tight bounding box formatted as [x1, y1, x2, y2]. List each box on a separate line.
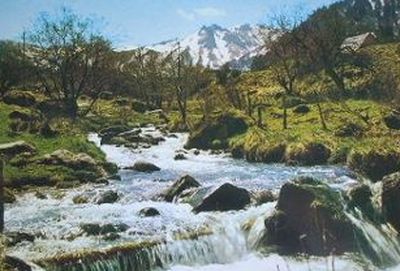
[4, 125, 400, 271]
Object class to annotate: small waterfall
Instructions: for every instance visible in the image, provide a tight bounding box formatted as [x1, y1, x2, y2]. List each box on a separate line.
[36, 204, 275, 271]
[346, 209, 400, 267]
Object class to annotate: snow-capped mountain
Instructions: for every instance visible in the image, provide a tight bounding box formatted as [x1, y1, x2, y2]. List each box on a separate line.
[148, 24, 273, 69]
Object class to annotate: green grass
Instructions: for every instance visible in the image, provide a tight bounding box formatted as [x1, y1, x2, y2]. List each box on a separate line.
[0, 102, 105, 161]
[229, 99, 400, 163]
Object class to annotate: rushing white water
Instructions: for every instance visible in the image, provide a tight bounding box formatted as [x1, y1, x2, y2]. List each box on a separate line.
[4, 126, 398, 270]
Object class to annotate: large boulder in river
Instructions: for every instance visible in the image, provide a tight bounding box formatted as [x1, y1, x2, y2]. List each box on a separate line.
[347, 184, 375, 221]
[139, 207, 160, 217]
[162, 175, 200, 202]
[4, 255, 32, 271]
[0, 140, 36, 158]
[96, 190, 119, 204]
[185, 112, 248, 150]
[125, 161, 160, 173]
[260, 177, 355, 256]
[192, 183, 250, 213]
[382, 172, 400, 232]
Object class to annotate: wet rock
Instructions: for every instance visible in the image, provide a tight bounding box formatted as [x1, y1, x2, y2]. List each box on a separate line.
[347, 184, 375, 221]
[139, 207, 160, 217]
[4, 255, 32, 271]
[382, 172, 400, 232]
[335, 123, 364, 137]
[162, 175, 201, 202]
[252, 190, 276, 205]
[0, 140, 36, 158]
[185, 112, 248, 150]
[292, 104, 310, 114]
[101, 161, 119, 175]
[99, 125, 131, 138]
[96, 190, 119, 204]
[72, 194, 89, 204]
[34, 191, 47, 199]
[261, 177, 355, 256]
[3, 91, 36, 107]
[80, 223, 129, 236]
[125, 161, 160, 173]
[347, 149, 400, 182]
[174, 153, 187, 160]
[193, 183, 251, 213]
[193, 149, 200, 155]
[384, 111, 400, 130]
[285, 142, 331, 166]
[103, 232, 120, 241]
[5, 231, 35, 247]
[5, 188, 16, 203]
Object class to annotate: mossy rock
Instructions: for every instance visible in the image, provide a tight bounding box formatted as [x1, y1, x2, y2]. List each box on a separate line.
[347, 149, 400, 182]
[285, 142, 331, 166]
[186, 112, 248, 150]
[72, 194, 89, 204]
[292, 104, 310, 114]
[334, 123, 364, 137]
[383, 111, 400, 130]
[260, 177, 355, 256]
[5, 188, 16, 203]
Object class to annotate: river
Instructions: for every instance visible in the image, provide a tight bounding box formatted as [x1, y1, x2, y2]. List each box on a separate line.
[5, 126, 400, 270]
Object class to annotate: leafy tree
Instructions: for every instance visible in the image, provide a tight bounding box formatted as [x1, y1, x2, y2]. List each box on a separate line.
[27, 8, 113, 119]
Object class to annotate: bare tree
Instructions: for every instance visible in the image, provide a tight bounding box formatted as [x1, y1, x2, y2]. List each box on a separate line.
[264, 13, 303, 129]
[298, 6, 351, 97]
[28, 8, 113, 119]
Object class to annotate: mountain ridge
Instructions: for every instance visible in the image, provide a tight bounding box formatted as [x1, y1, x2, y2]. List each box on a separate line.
[147, 24, 274, 69]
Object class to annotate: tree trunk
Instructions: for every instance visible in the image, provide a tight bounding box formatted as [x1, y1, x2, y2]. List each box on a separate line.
[257, 107, 263, 128]
[246, 92, 253, 117]
[0, 158, 4, 233]
[283, 96, 288, 129]
[317, 102, 327, 130]
[65, 98, 79, 120]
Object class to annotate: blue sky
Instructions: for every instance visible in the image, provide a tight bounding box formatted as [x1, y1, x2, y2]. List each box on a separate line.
[0, 0, 338, 48]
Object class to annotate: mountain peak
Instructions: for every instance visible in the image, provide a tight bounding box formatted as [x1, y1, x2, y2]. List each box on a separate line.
[149, 24, 271, 69]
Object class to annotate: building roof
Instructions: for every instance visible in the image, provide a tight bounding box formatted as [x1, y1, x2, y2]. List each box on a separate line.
[341, 32, 376, 51]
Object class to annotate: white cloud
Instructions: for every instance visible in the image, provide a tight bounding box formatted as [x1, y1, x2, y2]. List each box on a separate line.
[177, 7, 227, 21]
[177, 9, 195, 21]
[194, 7, 227, 17]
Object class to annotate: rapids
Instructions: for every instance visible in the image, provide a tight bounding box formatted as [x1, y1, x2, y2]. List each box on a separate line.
[4, 126, 400, 270]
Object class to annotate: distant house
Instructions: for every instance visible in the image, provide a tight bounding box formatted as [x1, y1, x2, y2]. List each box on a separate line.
[341, 32, 377, 52]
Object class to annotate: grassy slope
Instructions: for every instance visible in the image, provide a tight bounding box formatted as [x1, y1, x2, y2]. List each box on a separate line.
[0, 102, 105, 160]
[228, 42, 400, 162]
